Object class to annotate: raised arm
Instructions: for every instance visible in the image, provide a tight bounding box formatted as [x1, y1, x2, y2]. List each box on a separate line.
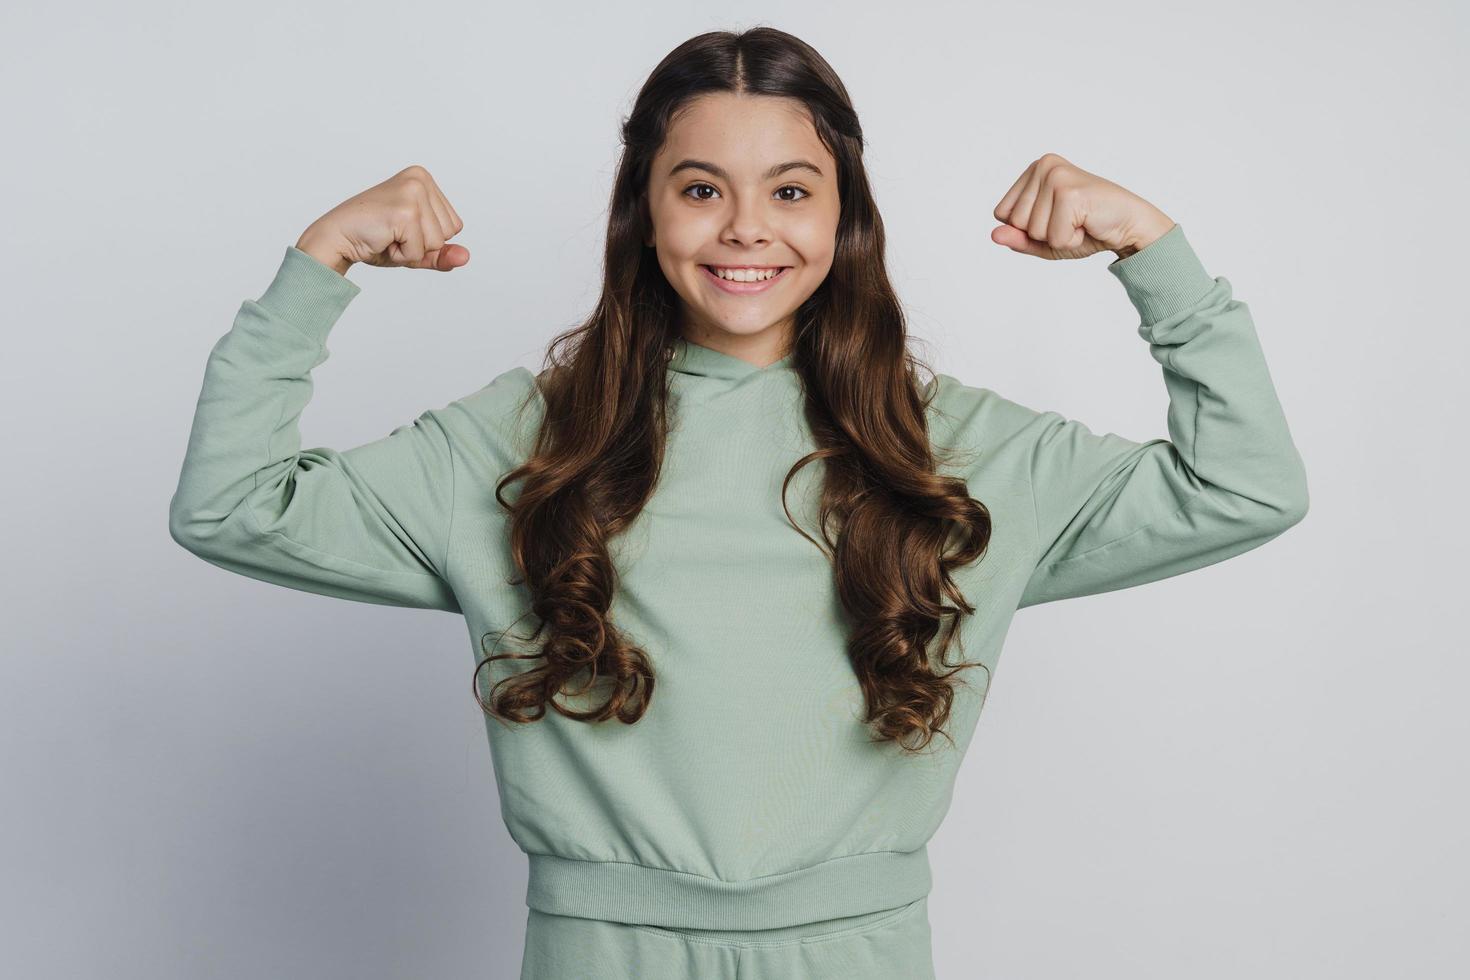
[1018, 223, 1309, 608]
[168, 245, 463, 613]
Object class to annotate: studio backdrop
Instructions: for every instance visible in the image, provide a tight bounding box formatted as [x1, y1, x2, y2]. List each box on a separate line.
[2, 1, 1464, 978]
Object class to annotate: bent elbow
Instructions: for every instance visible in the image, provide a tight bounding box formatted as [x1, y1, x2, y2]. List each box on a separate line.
[168, 496, 216, 556]
[168, 505, 199, 554]
[1281, 491, 1309, 529]
[1272, 465, 1311, 530]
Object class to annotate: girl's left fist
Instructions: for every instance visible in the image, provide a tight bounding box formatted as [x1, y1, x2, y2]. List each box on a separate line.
[991, 153, 1175, 261]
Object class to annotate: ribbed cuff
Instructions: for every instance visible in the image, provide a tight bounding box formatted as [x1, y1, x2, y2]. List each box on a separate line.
[254, 245, 362, 347]
[1106, 223, 1216, 326]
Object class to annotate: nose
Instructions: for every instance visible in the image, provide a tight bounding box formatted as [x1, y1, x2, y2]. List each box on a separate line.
[721, 193, 773, 247]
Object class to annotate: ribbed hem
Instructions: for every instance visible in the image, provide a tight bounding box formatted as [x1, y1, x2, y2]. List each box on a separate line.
[1106, 223, 1216, 326]
[254, 245, 362, 347]
[525, 846, 933, 930]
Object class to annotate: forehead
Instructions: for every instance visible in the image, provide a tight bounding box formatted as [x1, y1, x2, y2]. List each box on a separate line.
[655, 93, 831, 175]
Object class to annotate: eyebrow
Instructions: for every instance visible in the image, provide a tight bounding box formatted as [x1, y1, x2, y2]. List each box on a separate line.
[667, 158, 824, 182]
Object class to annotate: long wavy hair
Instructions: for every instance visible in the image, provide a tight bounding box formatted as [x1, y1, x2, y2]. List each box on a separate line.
[472, 26, 993, 753]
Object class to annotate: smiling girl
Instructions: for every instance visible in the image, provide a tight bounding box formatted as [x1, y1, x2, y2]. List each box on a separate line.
[170, 25, 1308, 979]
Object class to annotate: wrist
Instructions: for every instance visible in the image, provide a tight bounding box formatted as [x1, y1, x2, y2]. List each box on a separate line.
[294, 230, 355, 277]
[1111, 211, 1176, 261]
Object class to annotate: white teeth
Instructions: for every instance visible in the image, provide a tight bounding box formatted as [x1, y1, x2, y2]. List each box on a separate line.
[710, 266, 781, 282]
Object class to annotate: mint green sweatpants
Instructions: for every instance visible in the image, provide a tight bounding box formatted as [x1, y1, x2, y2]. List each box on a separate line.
[518, 896, 935, 979]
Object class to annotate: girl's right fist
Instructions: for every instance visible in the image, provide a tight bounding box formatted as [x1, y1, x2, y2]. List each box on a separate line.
[295, 165, 469, 275]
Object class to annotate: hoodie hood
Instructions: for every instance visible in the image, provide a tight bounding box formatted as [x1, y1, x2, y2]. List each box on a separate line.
[666, 336, 796, 380]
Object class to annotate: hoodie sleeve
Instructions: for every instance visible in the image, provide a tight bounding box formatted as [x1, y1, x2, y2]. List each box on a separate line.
[1017, 223, 1309, 609]
[167, 245, 462, 614]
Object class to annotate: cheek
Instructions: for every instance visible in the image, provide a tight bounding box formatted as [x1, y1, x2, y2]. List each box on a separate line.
[788, 216, 838, 266]
[655, 210, 716, 256]
[652, 231, 700, 280]
[796, 236, 837, 276]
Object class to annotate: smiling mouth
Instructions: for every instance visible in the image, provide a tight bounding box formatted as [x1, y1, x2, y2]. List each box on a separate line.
[699, 265, 792, 291]
[702, 264, 790, 276]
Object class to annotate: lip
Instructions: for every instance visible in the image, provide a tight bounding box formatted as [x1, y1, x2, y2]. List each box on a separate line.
[700, 264, 791, 294]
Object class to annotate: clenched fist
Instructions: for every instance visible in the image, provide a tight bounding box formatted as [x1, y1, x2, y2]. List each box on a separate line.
[295, 164, 469, 276]
[991, 153, 1175, 262]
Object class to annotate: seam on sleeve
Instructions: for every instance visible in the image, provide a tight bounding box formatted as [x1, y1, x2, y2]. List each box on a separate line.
[260, 389, 288, 495]
[1191, 358, 1201, 473]
[1026, 440, 1043, 568]
[442, 421, 459, 586]
[1039, 478, 1209, 569]
[1163, 340, 1203, 473]
[239, 489, 453, 583]
[1029, 437, 1204, 574]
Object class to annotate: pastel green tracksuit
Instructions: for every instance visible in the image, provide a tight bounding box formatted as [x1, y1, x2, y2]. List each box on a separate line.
[169, 223, 1308, 976]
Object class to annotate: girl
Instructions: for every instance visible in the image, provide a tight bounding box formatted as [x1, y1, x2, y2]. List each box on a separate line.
[170, 26, 1308, 980]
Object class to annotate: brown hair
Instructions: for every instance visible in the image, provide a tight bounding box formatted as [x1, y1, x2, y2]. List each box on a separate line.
[473, 26, 993, 753]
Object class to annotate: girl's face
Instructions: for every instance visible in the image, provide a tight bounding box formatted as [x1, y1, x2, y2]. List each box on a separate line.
[645, 92, 840, 366]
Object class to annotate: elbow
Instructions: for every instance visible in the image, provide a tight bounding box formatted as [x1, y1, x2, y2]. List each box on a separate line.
[1271, 465, 1311, 531]
[168, 495, 213, 556]
[1276, 495, 1309, 531]
[168, 504, 199, 554]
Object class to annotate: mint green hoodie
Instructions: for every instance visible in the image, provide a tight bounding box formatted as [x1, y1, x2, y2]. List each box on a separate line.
[169, 223, 1308, 930]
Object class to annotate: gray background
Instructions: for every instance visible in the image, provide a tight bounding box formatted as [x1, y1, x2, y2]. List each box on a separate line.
[3, 1, 1464, 977]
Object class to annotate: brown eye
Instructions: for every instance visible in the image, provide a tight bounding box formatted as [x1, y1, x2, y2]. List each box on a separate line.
[681, 183, 810, 202]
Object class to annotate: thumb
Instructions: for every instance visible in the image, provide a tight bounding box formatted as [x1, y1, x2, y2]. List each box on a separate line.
[990, 224, 1057, 260]
[422, 243, 471, 271]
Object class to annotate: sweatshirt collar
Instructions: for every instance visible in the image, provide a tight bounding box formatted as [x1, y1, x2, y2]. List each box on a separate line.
[666, 336, 795, 380]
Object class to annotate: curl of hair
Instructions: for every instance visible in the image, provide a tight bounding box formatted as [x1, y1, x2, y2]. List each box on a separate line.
[473, 26, 993, 754]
